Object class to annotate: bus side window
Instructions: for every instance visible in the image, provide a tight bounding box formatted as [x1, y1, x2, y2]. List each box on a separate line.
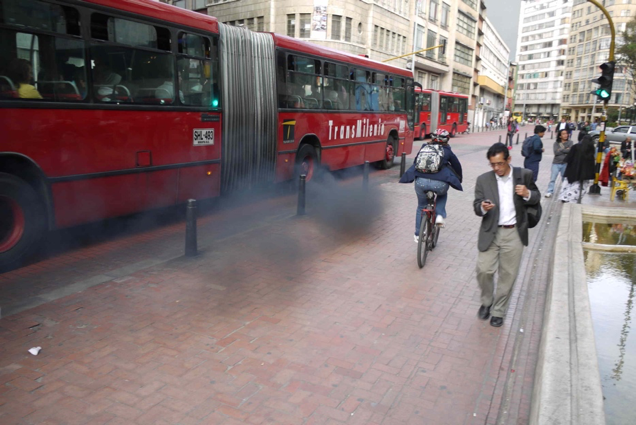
[177, 33, 219, 108]
[0, 1, 86, 102]
[90, 15, 173, 105]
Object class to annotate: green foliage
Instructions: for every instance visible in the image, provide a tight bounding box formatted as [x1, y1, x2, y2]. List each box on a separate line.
[607, 107, 620, 123]
[617, 18, 636, 78]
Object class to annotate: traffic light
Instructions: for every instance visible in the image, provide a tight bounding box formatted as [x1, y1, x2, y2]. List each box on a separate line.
[591, 61, 615, 101]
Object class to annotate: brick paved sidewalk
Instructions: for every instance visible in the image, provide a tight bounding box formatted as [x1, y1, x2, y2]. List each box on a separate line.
[0, 129, 557, 425]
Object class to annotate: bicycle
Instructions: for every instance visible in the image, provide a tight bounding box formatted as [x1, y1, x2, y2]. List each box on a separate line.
[417, 190, 441, 268]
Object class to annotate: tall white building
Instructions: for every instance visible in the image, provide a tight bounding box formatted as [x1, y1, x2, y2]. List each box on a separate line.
[514, 0, 572, 121]
[475, 16, 511, 127]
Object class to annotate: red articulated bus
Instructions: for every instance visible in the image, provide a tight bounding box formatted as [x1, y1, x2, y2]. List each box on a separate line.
[0, 0, 417, 269]
[414, 87, 469, 139]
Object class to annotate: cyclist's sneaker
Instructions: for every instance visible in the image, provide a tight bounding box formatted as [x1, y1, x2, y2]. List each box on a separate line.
[435, 215, 445, 227]
[545, 193, 552, 198]
[414, 234, 419, 244]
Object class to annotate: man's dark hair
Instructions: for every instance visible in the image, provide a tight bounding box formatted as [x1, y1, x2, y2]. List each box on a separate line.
[534, 125, 546, 134]
[487, 142, 510, 160]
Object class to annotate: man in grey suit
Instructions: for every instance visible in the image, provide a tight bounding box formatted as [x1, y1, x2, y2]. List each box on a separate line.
[473, 143, 541, 327]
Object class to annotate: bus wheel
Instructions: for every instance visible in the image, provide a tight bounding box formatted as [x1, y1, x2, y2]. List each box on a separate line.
[0, 173, 45, 271]
[450, 124, 457, 137]
[420, 124, 427, 140]
[295, 144, 318, 182]
[377, 137, 396, 169]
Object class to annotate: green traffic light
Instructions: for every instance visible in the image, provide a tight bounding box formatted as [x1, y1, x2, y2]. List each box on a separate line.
[212, 98, 219, 107]
[596, 89, 610, 99]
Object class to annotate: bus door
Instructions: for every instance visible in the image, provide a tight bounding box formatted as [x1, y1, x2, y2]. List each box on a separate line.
[440, 95, 448, 126]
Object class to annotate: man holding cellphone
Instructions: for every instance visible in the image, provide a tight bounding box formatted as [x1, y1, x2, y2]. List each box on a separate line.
[473, 143, 541, 327]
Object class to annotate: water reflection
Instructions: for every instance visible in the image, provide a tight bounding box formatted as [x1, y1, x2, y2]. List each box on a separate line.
[585, 252, 636, 425]
[584, 222, 636, 246]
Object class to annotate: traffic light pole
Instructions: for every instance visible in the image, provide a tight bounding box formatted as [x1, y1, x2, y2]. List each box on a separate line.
[588, 0, 616, 195]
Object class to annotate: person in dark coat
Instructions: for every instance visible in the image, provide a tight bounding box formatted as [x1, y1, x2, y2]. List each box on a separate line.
[399, 129, 463, 242]
[621, 137, 633, 160]
[558, 135, 596, 203]
[523, 125, 546, 182]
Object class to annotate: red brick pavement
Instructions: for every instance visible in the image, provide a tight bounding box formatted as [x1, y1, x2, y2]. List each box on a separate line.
[0, 128, 562, 424]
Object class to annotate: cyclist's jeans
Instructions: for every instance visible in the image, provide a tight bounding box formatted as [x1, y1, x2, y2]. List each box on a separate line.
[414, 177, 449, 236]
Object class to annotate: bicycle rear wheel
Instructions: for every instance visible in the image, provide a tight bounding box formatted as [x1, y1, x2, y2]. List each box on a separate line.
[432, 225, 440, 249]
[417, 215, 430, 269]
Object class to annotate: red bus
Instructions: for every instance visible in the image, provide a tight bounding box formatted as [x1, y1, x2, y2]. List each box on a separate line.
[414, 87, 469, 139]
[0, 0, 416, 268]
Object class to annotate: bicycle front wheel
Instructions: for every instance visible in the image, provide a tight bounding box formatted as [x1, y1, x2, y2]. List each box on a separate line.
[417, 215, 430, 269]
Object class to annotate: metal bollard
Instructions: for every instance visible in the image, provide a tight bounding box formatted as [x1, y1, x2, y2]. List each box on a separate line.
[551, 130, 554, 139]
[516, 133, 520, 145]
[363, 160, 370, 190]
[525, 132, 528, 142]
[297, 174, 306, 215]
[498, 135, 502, 144]
[400, 152, 406, 178]
[185, 199, 198, 257]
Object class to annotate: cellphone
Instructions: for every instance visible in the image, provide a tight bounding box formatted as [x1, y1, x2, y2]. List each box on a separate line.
[483, 200, 492, 205]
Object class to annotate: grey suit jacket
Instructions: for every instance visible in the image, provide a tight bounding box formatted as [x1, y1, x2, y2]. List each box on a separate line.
[473, 167, 541, 252]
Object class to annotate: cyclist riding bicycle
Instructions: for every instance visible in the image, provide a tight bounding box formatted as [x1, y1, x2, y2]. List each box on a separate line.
[399, 129, 463, 242]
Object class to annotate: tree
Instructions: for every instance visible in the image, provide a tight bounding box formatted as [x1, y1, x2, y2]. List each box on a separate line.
[617, 18, 636, 79]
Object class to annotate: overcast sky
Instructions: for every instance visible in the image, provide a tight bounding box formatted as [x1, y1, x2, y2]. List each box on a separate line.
[484, 0, 522, 62]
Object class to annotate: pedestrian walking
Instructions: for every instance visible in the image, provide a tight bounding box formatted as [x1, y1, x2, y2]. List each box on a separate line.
[558, 135, 596, 203]
[556, 117, 568, 133]
[545, 129, 573, 198]
[506, 118, 518, 149]
[473, 143, 541, 327]
[521, 125, 546, 182]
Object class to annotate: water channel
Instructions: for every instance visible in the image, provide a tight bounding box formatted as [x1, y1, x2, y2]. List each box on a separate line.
[584, 222, 636, 425]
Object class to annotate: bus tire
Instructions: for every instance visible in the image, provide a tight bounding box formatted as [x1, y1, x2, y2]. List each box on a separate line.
[376, 137, 396, 170]
[420, 124, 427, 140]
[450, 124, 457, 138]
[0, 173, 45, 271]
[295, 144, 318, 182]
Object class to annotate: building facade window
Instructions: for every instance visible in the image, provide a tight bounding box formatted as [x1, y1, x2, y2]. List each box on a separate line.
[441, 3, 450, 28]
[287, 14, 295, 38]
[430, 74, 439, 90]
[454, 42, 473, 67]
[452, 73, 470, 94]
[415, 24, 425, 50]
[257, 17, 264, 32]
[345, 17, 352, 42]
[438, 35, 447, 62]
[457, 12, 476, 38]
[299, 13, 310, 38]
[331, 15, 341, 40]
[426, 30, 437, 58]
[429, 0, 438, 21]
[462, 0, 477, 10]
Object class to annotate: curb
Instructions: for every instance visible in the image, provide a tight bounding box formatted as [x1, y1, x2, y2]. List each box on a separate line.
[529, 203, 605, 425]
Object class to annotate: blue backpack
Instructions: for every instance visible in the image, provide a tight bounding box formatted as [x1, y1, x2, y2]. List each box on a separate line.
[521, 137, 533, 158]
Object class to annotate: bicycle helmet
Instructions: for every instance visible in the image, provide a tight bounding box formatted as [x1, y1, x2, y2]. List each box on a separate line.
[431, 129, 450, 144]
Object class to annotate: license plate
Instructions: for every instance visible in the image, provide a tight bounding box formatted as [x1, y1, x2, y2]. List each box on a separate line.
[193, 129, 214, 146]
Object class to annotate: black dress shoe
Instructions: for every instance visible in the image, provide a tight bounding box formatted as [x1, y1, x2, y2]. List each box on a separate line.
[490, 316, 504, 327]
[478, 305, 491, 320]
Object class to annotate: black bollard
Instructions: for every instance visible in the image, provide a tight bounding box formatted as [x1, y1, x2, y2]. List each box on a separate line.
[297, 174, 306, 215]
[185, 199, 197, 257]
[524, 132, 528, 142]
[363, 160, 370, 190]
[516, 133, 520, 145]
[498, 135, 502, 144]
[400, 152, 406, 178]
